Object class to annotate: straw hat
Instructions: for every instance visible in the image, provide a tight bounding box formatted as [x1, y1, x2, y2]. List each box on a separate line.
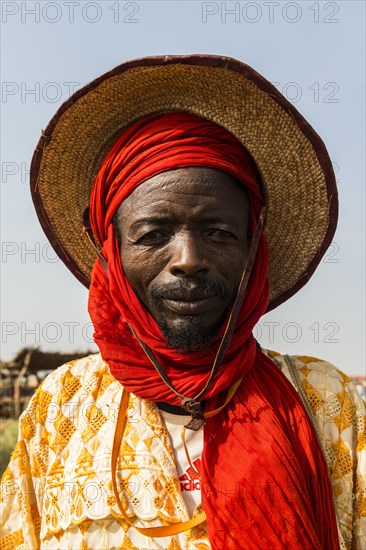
[30, 54, 337, 311]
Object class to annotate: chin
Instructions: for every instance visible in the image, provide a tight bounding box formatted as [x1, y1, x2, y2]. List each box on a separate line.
[158, 315, 220, 354]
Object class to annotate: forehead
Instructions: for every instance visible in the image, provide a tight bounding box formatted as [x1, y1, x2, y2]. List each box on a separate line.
[118, 167, 249, 222]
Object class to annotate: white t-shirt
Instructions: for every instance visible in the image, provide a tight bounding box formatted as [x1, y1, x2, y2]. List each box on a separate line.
[159, 410, 204, 516]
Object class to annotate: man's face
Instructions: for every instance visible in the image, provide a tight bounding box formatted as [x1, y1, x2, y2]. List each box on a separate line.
[115, 167, 250, 353]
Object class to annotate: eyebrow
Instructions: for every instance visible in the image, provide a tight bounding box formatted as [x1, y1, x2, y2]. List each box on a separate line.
[130, 214, 240, 230]
[131, 217, 173, 228]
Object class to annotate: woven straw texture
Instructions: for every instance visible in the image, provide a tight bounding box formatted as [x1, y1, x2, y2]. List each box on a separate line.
[32, 60, 334, 307]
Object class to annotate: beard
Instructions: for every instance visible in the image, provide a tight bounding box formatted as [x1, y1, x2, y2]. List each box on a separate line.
[149, 277, 233, 354]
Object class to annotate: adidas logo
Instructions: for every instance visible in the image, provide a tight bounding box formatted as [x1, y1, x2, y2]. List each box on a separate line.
[179, 458, 201, 492]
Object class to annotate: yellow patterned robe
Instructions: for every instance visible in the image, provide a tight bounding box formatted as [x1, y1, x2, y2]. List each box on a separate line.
[1, 352, 365, 549]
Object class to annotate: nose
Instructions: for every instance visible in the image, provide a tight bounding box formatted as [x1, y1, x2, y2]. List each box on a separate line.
[169, 233, 209, 277]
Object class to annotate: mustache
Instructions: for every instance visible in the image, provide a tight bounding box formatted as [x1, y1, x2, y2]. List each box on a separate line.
[150, 277, 232, 304]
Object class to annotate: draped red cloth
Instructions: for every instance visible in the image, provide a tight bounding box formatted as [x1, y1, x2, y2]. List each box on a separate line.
[88, 112, 339, 548]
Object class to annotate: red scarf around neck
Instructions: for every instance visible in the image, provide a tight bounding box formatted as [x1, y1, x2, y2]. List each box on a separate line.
[88, 112, 339, 548]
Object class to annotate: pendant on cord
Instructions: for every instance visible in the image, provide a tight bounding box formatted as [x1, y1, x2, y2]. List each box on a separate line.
[181, 398, 205, 431]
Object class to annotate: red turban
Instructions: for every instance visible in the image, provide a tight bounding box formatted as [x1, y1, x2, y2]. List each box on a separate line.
[88, 112, 339, 549]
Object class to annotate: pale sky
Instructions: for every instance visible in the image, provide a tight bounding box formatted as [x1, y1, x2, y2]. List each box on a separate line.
[1, 0, 365, 375]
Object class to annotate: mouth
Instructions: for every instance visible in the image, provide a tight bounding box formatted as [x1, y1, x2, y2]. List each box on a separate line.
[150, 279, 231, 319]
[163, 296, 219, 315]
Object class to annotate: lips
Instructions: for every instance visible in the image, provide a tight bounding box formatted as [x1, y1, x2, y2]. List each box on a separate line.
[151, 279, 229, 317]
[163, 286, 212, 302]
[164, 296, 218, 315]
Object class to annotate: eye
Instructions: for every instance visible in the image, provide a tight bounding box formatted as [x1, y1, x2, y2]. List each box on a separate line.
[207, 229, 236, 240]
[138, 230, 170, 244]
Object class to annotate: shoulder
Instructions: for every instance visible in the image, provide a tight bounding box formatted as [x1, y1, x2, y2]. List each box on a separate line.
[265, 349, 365, 473]
[19, 353, 121, 437]
[267, 350, 354, 394]
[39, 352, 110, 390]
[34, 352, 118, 400]
[266, 350, 365, 419]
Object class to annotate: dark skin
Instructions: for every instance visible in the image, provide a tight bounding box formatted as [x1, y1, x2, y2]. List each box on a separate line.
[114, 167, 250, 353]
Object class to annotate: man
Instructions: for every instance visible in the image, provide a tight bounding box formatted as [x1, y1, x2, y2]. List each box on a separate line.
[1, 55, 365, 549]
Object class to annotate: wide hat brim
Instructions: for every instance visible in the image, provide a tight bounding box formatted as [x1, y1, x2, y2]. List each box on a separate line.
[30, 54, 337, 312]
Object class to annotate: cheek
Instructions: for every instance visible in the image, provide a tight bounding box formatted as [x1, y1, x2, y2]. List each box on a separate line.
[210, 240, 249, 296]
[120, 244, 169, 294]
[216, 244, 248, 283]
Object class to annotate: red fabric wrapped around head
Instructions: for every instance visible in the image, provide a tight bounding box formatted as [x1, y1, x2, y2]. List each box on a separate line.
[87, 112, 339, 549]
